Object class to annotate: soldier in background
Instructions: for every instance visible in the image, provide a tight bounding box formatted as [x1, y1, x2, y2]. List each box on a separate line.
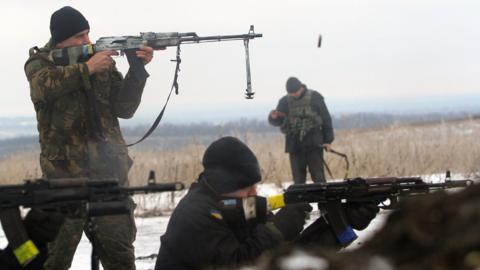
[269, 77, 334, 184]
[24, 6, 157, 270]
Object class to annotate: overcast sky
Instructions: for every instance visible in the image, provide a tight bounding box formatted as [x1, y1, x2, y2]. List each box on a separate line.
[1, 0, 479, 123]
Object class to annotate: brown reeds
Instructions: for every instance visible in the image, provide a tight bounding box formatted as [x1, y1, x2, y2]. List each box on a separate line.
[1, 118, 479, 186]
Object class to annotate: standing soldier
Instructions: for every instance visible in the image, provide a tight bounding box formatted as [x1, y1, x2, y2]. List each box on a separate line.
[23, 6, 157, 270]
[269, 77, 334, 184]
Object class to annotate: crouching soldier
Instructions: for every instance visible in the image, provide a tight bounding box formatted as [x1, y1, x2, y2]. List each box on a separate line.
[155, 136, 379, 270]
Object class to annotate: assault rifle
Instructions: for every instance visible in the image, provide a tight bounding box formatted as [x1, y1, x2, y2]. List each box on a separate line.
[0, 176, 184, 269]
[50, 25, 262, 99]
[267, 175, 474, 246]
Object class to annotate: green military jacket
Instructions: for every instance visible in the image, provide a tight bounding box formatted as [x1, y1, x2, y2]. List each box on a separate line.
[24, 41, 147, 186]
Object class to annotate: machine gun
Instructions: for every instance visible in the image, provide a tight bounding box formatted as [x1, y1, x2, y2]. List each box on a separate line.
[0, 177, 184, 269]
[267, 175, 474, 246]
[50, 25, 262, 99]
[49, 26, 262, 146]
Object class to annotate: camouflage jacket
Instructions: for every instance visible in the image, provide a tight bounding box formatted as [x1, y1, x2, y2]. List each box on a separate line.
[24, 41, 148, 185]
[268, 89, 334, 153]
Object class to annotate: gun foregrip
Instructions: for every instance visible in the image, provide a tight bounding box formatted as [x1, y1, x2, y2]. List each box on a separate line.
[325, 202, 358, 246]
[125, 49, 149, 81]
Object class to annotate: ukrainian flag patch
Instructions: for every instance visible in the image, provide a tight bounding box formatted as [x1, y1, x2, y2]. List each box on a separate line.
[210, 209, 223, 220]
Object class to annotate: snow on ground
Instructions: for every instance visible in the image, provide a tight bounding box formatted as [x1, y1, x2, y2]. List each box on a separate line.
[69, 209, 389, 269]
[0, 212, 388, 270]
[66, 216, 171, 270]
[1, 177, 472, 269]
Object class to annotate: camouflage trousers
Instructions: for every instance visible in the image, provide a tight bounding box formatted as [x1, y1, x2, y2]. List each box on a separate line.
[44, 205, 137, 270]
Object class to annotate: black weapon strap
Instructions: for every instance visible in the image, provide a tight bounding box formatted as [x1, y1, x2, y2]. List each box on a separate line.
[323, 158, 334, 180]
[126, 45, 182, 147]
[323, 147, 350, 180]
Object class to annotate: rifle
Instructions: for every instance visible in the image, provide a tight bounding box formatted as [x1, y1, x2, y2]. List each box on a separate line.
[49, 26, 262, 146]
[50, 25, 262, 99]
[267, 176, 474, 246]
[0, 177, 184, 268]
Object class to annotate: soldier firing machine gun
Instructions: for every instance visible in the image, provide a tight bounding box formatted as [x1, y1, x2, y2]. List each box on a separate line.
[49, 25, 262, 99]
[0, 175, 184, 269]
[47, 26, 262, 146]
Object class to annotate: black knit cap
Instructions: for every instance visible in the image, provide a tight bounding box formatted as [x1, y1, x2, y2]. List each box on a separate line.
[202, 136, 262, 194]
[50, 6, 90, 45]
[286, 77, 304, 93]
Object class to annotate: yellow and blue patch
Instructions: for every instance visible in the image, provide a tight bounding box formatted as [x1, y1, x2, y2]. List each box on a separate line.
[210, 209, 223, 220]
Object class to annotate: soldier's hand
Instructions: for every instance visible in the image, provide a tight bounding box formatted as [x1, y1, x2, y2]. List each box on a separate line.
[323, 144, 332, 152]
[344, 202, 379, 230]
[136, 45, 158, 65]
[272, 203, 312, 241]
[86, 50, 118, 74]
[269, 110, 285, 119]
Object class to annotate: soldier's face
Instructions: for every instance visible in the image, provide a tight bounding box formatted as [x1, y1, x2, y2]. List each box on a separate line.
[56, 29, 91, 49]
[288, 87, 305, 98]
[221, 185, 258, 198]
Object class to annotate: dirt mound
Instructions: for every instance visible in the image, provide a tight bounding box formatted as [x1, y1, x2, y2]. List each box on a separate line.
[364, 183, 480, 270]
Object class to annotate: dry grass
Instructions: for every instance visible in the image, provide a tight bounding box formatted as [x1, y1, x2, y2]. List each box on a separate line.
[1, 118, 479, 186]
[0, 152, 41, 184]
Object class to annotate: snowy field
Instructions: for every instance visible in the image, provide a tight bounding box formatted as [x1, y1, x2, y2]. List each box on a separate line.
[1, 175, 471, 269]
[68, 211, 390, 270]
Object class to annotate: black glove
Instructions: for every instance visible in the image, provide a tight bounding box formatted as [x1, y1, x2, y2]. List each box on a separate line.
[296, 217, 340, 248]
[24, 209, 65, 246]
[272, 203, 312, 241]
[344, 202, 379, 230]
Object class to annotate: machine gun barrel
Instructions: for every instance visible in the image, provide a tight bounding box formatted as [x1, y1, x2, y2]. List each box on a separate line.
[179, 33, 263, 44]
[0, 178, 184, 210]
[122, 182, 185, 194]
[0, 177, 184, 267]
